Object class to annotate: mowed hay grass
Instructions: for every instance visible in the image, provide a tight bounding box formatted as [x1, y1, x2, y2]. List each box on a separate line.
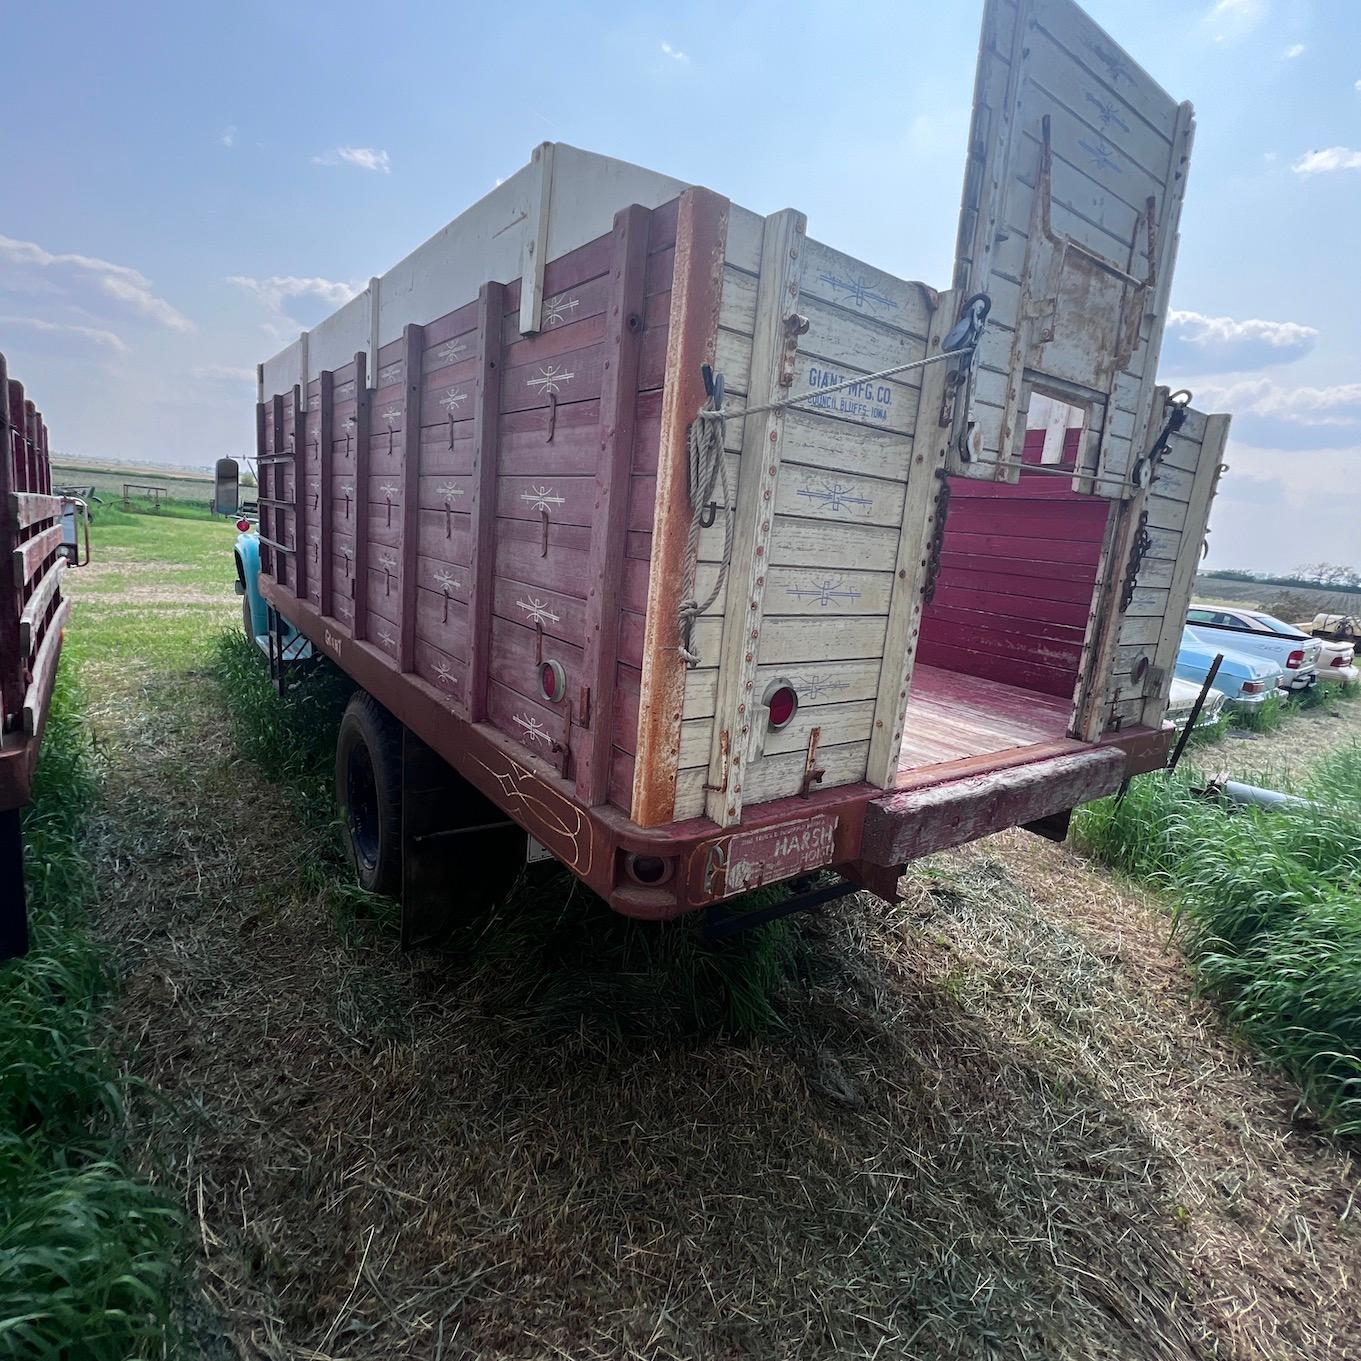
[1074, 741, 1361, 1133]
[55, 501, 1361, 1359]
[0, 675, 182, 1361]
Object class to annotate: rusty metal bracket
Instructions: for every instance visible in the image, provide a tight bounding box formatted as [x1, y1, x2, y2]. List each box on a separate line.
[922, 469, 952, 605]
[540, 506, 550, 557]
[448, 412, 456, 450]
[546, 392, 558, 442]
[702, 729, 731, 793]
[778, 312, 809, 388]
[799, 727, 825, 798]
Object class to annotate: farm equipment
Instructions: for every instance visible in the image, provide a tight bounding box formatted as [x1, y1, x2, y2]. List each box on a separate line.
[233, 0, 1231, 940]
[1, 352, 90, 960]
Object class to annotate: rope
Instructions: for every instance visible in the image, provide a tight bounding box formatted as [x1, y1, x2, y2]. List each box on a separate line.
[678, 398, 730, 667]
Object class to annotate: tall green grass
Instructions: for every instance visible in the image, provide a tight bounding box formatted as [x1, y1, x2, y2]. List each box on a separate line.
[0, 674, 181, 1359]
[1074, 746, 1361, 1132]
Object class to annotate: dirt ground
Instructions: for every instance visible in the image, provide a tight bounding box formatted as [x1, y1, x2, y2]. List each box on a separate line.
[65, 542, 1361, 1360]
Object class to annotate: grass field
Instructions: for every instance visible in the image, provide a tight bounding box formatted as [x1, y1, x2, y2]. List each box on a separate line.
[50, 459, 216, 510]
[20, 500, 1361, 1359]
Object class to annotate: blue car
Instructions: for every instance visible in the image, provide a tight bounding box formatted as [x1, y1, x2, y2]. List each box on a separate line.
[1176, 626, 1283, 711]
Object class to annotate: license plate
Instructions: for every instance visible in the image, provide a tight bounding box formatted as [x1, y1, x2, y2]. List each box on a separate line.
[719, 814, 839, 898]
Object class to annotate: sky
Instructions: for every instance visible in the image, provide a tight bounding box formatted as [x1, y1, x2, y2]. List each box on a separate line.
[1, 0, 1358, 575]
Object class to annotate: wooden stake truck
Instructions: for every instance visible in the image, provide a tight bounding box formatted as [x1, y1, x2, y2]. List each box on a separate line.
[235, 0, 1230, 938]
[1, 352, 88, 960]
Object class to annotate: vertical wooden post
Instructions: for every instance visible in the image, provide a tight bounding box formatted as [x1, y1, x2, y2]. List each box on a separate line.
[577, 204, 650, 804]
[0, 354, 20, 727]
[703, 207, 806, 828]
[352, 352, 372, 642]
[254, 400, 267, 577]
[24, 403, 37, 494]
[399, 323, 424, 672]
[318, 370, 334, 618]
[292, 384, 306, 600]
[270, 394, 286, 584]
[466, 282, 504, 721]
[631, 188, 728, 828]
[867, 289, 956, 788]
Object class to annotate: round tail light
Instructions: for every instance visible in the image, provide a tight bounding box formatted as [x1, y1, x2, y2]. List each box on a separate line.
[540, 658, 566, 704]
[235, 518, 251, 532]
[763, 680, 799, 731]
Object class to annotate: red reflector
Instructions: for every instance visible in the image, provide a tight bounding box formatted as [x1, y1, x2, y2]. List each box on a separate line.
[1287, 649, 1304, 669]
[539, 658, 566, 704]
[1334, 654, 1350, 666]
[235, 518, 251, 532]
[767, 684, 798, 730]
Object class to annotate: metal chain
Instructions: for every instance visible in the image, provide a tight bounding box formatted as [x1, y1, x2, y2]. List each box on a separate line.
[677, 399, 730, 667]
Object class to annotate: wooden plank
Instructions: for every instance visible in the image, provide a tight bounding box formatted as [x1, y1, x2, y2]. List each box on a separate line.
[399, 325, 424, 671]
[351, 353, 371, 641]
[13, 525, 61, 586]
[1138, 409, 1228, 728]
[631, 188, 729, 827]
[864, 744, 1125, 863]
[578, 204, 650, 804]
[9, 493, 61, 531]
[705, 207, 807, 826]
[19, 559, 65, 656]
[466, 283, 505, 720]
[22, 597, 69, 737]
[869, 289, 956, 784]
[0, 352, 20, 724]
[518, 142, 556, 336]
[318, 371, 335, 617]
[292, 384, 306, 599]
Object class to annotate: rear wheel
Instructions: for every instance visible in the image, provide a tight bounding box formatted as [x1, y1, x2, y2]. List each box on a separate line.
[242, 591, 254, 639]
[336, 692, 402, 896]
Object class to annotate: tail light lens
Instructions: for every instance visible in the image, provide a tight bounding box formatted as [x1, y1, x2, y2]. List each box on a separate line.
[539, 659, 566, 703]
[1333, 654, 1352, 667]
[1240, 680, 1266, 695]
[1286, 648, 1304, 669]
[762, 680, 799, 732]
[235, 518, 251, 532]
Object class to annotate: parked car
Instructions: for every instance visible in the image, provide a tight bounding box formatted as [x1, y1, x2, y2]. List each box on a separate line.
[1185, 606, 1320, 694]
[1165, 676, 1228, 731]
[1176, 627, 1284, 711]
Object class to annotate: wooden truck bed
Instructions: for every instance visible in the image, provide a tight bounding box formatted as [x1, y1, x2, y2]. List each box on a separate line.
[251, 0, 1228, 920]
[1, 351, 72, 959]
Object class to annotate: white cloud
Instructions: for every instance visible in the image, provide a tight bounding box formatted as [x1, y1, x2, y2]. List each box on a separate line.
[1355, 79, 1361, 93]
[226, 274, 359, 312]
[192, 364, 254, 383]
[1283, 43, 1306, 59]
[220, 124, 237, 148]
[312, 146, 391, 174]
[660, 40, 688, 62]
[0, 233, 193, 332]
[1292, 146, 1361, 174]
[1167, 309, 1318, 351]
[1191, 376, 1361, 427]
[1204, 0, 1266, 39]
[0, 314, 127, 352]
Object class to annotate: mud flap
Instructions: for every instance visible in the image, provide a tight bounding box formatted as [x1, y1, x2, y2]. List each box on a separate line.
[1, 809, 27, 963]
[399, 728, 525, 949]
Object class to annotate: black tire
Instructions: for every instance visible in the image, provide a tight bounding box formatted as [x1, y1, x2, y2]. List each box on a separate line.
[336, 692, 403, 897]
[242, 591, 254, 639]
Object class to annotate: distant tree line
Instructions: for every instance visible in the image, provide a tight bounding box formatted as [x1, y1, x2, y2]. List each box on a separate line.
[1202, 563, 1361, 595]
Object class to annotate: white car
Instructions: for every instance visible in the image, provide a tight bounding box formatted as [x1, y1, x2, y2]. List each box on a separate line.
[1165, 676, 1227, 731]
[1304, 615, 1360, 684]
[1185, 606, 1321, 694]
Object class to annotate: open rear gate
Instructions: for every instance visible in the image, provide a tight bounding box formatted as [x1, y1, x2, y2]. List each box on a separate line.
[948, 0, 1194, 492]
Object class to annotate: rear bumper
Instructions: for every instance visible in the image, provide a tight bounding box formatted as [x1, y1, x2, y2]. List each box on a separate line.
[1280, 669, 1319, 692]
[1320, 664, 1359, 686]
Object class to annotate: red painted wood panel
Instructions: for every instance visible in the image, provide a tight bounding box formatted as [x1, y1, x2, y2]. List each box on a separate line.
[916, 474, 1110, 699]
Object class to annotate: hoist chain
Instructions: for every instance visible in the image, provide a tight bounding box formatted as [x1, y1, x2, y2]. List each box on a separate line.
[1120, 510, 1153, 612]
[922, 469, 952, 605]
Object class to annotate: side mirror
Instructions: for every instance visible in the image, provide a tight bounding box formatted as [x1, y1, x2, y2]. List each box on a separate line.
[214, 457, 240, 516]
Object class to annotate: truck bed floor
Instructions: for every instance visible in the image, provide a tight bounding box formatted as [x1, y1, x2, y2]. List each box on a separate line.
[896, 665, 1073, 781]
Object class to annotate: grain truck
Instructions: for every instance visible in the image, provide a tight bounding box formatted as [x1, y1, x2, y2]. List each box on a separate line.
[233, 0, 1230, 939]
[1, 352, 89, 960]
